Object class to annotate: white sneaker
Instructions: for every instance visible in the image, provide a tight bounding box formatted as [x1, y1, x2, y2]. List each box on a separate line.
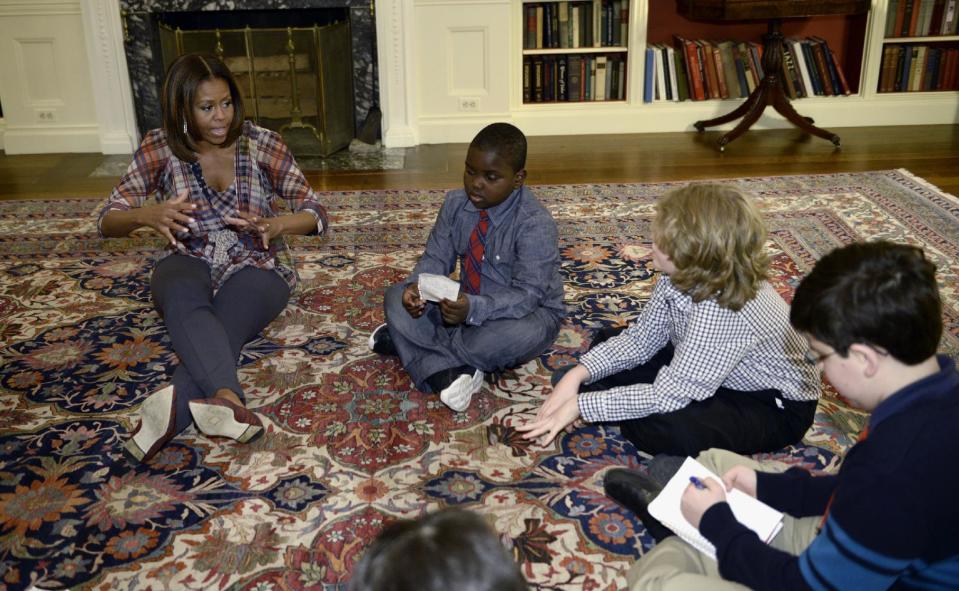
[439, 369, 484, 412]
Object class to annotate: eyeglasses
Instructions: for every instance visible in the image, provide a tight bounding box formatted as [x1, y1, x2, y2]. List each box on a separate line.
[804, 349, 838, 365]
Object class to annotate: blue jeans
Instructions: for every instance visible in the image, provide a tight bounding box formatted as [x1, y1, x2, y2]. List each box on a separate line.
[384, 282, 561, 392]
[151, 255, 290, 435]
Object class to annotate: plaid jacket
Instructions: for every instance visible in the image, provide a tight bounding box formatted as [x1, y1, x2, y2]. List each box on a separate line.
[98, 121, 328, 291]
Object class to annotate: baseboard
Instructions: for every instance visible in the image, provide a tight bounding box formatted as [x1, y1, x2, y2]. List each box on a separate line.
[2, 124, 101, 154]
[0, 118, 6, 152]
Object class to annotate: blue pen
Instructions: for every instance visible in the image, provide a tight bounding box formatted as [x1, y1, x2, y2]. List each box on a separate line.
[689, 476, 707, 490]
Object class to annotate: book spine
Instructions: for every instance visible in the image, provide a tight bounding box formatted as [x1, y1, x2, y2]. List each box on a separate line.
[711, 43, 729, 98]
[674, 46, 689, 101]
[558, 55, 568, 100]
[907, 0, 921, 36]
[667, 46, 680, 101]
[695, 40, 711, 99]
[811, 41, 835, 95]
[662, 45, 673, 100]
[943, 0, 959, 33]
[536, 6, 544, 49]
[644, 46, 655, 103]
[749, 42, 764, 80]
[781, 48, 799, 98]
[930, 0, 946, 36]
[533, 58, 543, 102]
[830, 49, 852, 95]
[558, 2, 569, 49]
[813, 38, 843, 95]
[523, 58, 531, 102]
[895, 0, 909, 36]
[887, 0, 901, 37]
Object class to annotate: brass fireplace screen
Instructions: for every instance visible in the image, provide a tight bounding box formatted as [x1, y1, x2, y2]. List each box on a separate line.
[159, 21, 354, 156]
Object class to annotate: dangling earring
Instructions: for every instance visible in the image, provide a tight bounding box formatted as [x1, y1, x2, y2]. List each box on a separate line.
[183, 122, 188, 135]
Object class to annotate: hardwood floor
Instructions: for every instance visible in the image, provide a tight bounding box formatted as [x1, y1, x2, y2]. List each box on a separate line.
[2, 125, 958, 200]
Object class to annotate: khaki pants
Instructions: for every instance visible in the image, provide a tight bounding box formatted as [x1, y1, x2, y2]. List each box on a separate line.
[627, 449, 822, 591]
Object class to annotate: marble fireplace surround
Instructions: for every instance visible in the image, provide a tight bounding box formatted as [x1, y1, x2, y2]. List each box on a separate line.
[84, 0, 415, 150]
[122, 1, 375, 137]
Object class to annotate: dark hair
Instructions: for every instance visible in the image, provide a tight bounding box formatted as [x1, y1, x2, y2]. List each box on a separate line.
[161, 53, 245, 161]
[790, 241, 942, 365]
[349, 508, 528, 591]
[470, 123, 528, 172]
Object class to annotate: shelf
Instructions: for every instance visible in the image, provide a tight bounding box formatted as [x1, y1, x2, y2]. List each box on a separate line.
[523, 46, 628, 55]
[884, 35, 959, 42]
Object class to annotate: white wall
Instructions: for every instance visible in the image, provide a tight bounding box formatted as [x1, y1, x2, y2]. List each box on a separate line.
[0, 0, 103, 153]
[411, 0, 512, 144]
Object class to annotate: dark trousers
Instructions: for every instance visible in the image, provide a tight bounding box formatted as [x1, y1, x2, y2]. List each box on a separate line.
[151, 255, 290, 435]
[557, 327, 817, 456]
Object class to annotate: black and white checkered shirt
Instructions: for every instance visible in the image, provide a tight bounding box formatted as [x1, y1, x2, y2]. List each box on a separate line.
[578, 275, 821, 423]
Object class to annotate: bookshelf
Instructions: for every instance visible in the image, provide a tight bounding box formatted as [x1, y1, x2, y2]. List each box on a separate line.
[403, 1, 959, 144]
[521, 0, 630, 103]
[876, 0, 959, 92]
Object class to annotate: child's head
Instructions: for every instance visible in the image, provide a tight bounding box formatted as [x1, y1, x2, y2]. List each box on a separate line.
[790, 241, 941, 409]
[652, 183, 769, 311]
[349, 508, 528, 591]
[161, 53, 245, 161]
[463, 123, 528, 210]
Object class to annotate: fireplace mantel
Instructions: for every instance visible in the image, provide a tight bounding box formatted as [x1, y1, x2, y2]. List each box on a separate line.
[82, 0, 415, 150]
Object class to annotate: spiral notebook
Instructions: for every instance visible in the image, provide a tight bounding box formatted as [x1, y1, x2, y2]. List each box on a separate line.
[647, 457, 784, 560]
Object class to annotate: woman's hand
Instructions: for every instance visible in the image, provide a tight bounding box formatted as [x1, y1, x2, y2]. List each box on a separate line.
[138, 190, 196, 248]
[225, 212, 286, 249]
[680, 477, 727, 529]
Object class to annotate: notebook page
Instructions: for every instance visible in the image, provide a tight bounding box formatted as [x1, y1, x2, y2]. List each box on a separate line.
[647, 457, 784, 560]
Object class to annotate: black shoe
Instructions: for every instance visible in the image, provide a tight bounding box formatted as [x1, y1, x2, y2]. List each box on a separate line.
[648, 454, 686, 487]
[603, 468, 674, 543]
[368, 323, 398, 356]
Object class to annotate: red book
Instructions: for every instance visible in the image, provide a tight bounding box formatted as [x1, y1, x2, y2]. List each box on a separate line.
[700, 40, 721, 99]
[909, 0, 923, 36]
[894, 0, 909, 36]
[677, 36, 706, 100]
[830, 49, 852, 94]
[811, 40, 836, 95]
[711, 42, 729, 98]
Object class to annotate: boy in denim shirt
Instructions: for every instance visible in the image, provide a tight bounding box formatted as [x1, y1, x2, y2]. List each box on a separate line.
[371, 123, 564, 411]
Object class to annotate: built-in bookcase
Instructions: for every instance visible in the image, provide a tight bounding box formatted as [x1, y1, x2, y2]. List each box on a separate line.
[521, 0, 629, 103]
[877, 0, 959, 92]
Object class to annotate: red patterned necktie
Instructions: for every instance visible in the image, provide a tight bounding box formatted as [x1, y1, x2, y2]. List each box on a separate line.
[463, 210, 490, 295]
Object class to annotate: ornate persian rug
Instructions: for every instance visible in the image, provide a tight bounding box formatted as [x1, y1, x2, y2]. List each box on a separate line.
[1, 169, 957, 591]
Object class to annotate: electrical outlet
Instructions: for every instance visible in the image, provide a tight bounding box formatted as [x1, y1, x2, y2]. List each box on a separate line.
[458, 97, 480, 111]
[35, 109, 57, 122]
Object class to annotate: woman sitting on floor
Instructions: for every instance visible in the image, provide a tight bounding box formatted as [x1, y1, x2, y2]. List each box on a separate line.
[98, 53, 328, 463]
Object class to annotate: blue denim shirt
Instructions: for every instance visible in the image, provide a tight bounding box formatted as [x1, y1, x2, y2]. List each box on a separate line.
[409, 185, 565, 326]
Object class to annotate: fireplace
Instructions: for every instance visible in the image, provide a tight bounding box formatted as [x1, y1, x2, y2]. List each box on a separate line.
[119, 0, 377, 151]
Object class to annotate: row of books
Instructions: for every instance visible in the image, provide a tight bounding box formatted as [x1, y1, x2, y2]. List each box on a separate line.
[522, 0, 629, 50]
[879, 45, 959, 91]
[885, 0, 959, 38]
[644, 37, 852, 103]
[522, 54, 627, 102]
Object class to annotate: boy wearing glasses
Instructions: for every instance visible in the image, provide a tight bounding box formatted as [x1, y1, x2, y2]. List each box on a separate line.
[624, 241, 959, 590]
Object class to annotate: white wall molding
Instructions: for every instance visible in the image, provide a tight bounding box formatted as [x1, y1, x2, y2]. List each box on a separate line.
[0, 1, 80, 17]
[80, 0, 138, 154]
[376, 0, 417, 147]
[0, 118, 6, 151]
[2, 123, 100, 153]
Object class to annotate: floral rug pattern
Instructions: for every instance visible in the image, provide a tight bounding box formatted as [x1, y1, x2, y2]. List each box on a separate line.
[1, 170, 958, 590]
